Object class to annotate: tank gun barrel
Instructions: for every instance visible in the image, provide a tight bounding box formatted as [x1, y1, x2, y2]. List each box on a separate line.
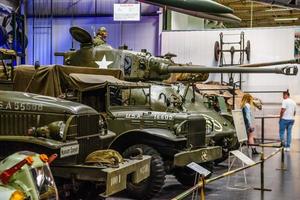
[161, 65, 298, 75]
[237, 59, 300, 68]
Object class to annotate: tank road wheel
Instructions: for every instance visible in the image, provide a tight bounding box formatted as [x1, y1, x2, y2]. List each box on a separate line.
[174, 162, 213, 186]
[123, 144, 166, 200]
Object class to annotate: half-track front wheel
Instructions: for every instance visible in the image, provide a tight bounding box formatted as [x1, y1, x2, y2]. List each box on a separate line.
[123, 144, 166, 200]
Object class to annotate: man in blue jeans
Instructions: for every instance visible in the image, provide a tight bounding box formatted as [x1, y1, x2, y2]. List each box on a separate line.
[279, 91, 296, 152]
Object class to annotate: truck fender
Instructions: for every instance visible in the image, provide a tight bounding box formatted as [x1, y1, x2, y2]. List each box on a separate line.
[108, 129, 186, 152]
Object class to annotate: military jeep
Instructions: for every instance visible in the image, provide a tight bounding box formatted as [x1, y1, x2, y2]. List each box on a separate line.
[0, 90, 151, 199]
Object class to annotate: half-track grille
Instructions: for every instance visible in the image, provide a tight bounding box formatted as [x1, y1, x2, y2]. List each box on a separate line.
[77, 115, 99, 137]
[0, 112, 37, 135]
[186, 117, 206, 148]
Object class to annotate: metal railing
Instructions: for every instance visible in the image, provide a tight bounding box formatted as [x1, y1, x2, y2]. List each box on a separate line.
[172, 142, 285, 200]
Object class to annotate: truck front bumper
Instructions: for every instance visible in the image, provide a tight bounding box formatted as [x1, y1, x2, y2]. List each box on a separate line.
[52, 155, 151, 197]
[173, 146, 222, 167]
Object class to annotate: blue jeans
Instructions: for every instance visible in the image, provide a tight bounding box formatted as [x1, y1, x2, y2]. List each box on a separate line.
[279, 119, 295, 148]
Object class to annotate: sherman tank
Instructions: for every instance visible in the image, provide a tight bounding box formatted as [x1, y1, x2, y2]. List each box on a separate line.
[56, 27, 298, 80]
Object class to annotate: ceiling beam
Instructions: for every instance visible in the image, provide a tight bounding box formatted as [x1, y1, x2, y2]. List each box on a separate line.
[240, 15, 300, 21]
[234, 8, 300, 14]
[229, 4, 272, 9]
[252, 0, 300, 10]
[240, 22, 300, 27]
[237, 12, 300, 18]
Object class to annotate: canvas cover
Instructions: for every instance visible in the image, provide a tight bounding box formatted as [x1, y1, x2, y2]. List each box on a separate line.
[13, 65, 124, 97]
[68, 73, 148, 92]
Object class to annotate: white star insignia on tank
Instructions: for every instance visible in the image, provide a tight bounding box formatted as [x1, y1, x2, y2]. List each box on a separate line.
[95, 55, 113, 69]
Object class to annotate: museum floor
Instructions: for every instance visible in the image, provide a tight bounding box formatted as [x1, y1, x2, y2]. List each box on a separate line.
[108, 139, 300, 200]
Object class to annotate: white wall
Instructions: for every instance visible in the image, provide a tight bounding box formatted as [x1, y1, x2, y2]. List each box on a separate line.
[161, 27, 299, 103]
[171, 11, 205, 30]
[161, 27, 300, 138]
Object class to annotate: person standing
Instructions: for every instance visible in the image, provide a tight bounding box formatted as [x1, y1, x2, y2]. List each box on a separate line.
[279, 91, 296, 151]
[241, 93, 259, 154]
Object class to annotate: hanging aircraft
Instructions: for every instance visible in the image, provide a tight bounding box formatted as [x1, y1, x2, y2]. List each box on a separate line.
[137, 0, 241, 23]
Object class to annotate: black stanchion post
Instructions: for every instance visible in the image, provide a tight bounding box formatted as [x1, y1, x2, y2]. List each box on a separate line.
[261, 117, 265, 144]
[277, 142, 287, 171]
[261, 117, 265, 153]
[260, 152, 265, 191]
[254, 152, 272, 191]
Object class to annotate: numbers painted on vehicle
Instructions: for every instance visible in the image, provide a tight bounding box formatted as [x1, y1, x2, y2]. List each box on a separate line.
[125, 113, 174, 120]
[0, 101, 43, 111]
[153, 114, 173, 120]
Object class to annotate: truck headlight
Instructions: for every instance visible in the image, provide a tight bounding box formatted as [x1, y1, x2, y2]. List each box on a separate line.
[174, 120, 187, 135]
[31, 121, 66, 140]
[175, 125, 182, 135]
[48, 121, 66, 140]
[10, 190, 25, 200]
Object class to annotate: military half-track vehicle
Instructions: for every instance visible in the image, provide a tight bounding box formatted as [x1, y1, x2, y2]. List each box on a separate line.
[0, 151, 58, 200]
[139, 83, 238, 163]
[0, 90, 151, 199]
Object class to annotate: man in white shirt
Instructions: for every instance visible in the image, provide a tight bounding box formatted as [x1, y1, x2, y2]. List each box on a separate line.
[279, 91, 297, 151]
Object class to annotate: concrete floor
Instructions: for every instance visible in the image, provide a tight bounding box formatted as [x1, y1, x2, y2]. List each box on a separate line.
[108, 141, 300, 200]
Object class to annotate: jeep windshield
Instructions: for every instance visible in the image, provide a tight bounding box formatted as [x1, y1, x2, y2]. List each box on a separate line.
[108, 84, 151, 110]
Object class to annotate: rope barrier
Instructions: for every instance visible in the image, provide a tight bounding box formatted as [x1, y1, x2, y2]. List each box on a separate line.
[172, 147, 282, 200]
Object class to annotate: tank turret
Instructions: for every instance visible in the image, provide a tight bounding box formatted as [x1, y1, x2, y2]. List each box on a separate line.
[55, 27, 298, 82]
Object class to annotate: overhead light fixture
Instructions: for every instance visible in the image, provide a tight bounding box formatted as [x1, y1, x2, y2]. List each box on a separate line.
[274, 17, 298, 21]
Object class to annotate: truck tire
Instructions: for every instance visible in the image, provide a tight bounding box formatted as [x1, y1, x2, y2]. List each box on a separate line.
[174, 162, 213, 186]
[123, 144, 166, 200]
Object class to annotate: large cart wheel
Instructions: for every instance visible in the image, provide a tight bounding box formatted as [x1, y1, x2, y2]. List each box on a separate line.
[214, 41, 220, 61]
[173, 162, 213, 186]
[246, 40, 251, 61]
[123, 144, 165, 200]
